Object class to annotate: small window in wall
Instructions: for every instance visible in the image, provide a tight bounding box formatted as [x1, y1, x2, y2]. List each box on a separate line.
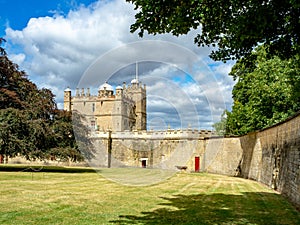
[92, 103, 95, 112]
[91, 120, 95, 128]
[83, 101, 86, 106]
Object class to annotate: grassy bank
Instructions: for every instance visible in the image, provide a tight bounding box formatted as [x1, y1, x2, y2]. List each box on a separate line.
[0, 168, 299, 224]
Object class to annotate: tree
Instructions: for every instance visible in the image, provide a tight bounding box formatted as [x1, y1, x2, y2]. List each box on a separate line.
[126, 2, 300, 133]
[0, 38, 84, 163]
[127, 0, 300, 61]
[48, 110, 84, 163]
[225, 46, 300, 135]
[0, 108, 29, 160]
[212, 110, 228, 136]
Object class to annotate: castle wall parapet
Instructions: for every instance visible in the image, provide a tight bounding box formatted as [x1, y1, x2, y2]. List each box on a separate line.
[91, 129, 214, 140]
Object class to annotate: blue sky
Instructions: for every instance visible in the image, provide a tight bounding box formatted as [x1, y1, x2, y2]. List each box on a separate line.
[0, 0, 235, 130]
[0, 0, 95, 36]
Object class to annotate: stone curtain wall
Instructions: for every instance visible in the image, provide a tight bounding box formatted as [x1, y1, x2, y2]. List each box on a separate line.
[204, 137, 243, 176]
[205, 112, 300, 209]
[111, 139, 205, 169]
[90, 129, 211, 170]
[90, 115, 299, 208]
[257, 113, 300, 209]
[6, 109, 299, 210]
[110, 130, 209, 170]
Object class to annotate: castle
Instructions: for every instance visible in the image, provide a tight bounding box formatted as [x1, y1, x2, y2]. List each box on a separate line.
[15, 71, 300, 208]
[61, 73, 300, 212]
[63, 70, 214, 170]
[64, 75, 146, 132]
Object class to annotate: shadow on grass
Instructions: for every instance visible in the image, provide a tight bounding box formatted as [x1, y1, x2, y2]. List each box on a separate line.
[0, 165, 99, 173]
[111, 192, 300, 225]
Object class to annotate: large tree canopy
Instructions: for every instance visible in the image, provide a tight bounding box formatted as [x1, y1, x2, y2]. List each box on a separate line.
[128, 0, 300, 134]
[221, 46, 300, 135]
[0, 38, 83, 163]
[127, 0, 300, 61]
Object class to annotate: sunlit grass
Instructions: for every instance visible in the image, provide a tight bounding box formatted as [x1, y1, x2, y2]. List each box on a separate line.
[0, 167, 299, 224]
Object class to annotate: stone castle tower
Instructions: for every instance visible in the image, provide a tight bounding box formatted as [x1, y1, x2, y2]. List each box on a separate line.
[64, 71, 146, 132]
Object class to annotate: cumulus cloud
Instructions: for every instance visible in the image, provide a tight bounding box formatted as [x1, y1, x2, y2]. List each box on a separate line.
[9, 53, 26, 65]
[4, 0, 235, 130]
[5, 0, 136, 98]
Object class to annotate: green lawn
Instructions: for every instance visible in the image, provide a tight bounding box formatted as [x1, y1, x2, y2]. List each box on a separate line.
[0, 167, 299, 225]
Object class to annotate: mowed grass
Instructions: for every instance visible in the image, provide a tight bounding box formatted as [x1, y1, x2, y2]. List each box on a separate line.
[0, 168, 300, 225]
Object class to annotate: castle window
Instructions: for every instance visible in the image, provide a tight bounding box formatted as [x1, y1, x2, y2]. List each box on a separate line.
[92, 103, 95, 112]
[101, 101, 103, 106]
[91, 120, 95, 128]
[83, 101, 86, 106]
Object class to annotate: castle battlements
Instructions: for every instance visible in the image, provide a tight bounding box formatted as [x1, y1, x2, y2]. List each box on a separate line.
[64, 78, 147, 132]
[65, 79, 214, 137]
[90, 129, 214, 140]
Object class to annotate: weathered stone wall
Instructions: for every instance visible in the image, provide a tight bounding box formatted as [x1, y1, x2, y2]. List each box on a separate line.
[110, 138, 206, 170]
[90, 129, 212, 171]
[4, 112, 299, 209]
[256, 113, 300, 209]
[204, 137, 243, 176]
[204, 112, 300, 209]
[111, 130, 209, 171]
[90, 117, 300, 210]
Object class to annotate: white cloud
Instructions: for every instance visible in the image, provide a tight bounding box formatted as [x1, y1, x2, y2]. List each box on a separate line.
[4, 0, 235, 130]
[9, 53, 25, 65]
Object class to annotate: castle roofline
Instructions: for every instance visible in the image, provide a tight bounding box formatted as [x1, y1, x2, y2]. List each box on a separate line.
[99, 82, 113, 91]
[131, 78, 138, 84]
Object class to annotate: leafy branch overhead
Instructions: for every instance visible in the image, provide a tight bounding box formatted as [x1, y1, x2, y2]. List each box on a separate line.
[127, 0, 300, 61]
[128, 1, 300, 135]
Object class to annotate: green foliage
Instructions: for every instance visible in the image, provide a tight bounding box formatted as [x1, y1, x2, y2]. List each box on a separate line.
[0, 108, 28, 158]
[129, 1, 300, 134]
[0, 39, 84, 162]
[212, 110, 228, 136]
[72, 111, 96, 161]
[225, 46, 300, 135]
[127, 0, 300, 61]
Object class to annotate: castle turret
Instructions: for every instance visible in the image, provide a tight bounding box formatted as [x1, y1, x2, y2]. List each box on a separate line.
[115, 85, 123, 99]
[128, 63, 147, 130]
[64, 87, 72, 111]
[98, 82, 114, 97]
[132, 83, 146, 130]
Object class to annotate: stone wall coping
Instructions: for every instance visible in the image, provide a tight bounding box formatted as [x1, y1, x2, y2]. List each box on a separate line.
[91, 129, 214, 139]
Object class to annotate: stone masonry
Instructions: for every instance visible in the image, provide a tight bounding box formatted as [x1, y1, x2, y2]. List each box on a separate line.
[64, 77, 299, 210]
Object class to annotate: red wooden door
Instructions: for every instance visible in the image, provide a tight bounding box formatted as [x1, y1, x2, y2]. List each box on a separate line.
[195, 156, 200, 172]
